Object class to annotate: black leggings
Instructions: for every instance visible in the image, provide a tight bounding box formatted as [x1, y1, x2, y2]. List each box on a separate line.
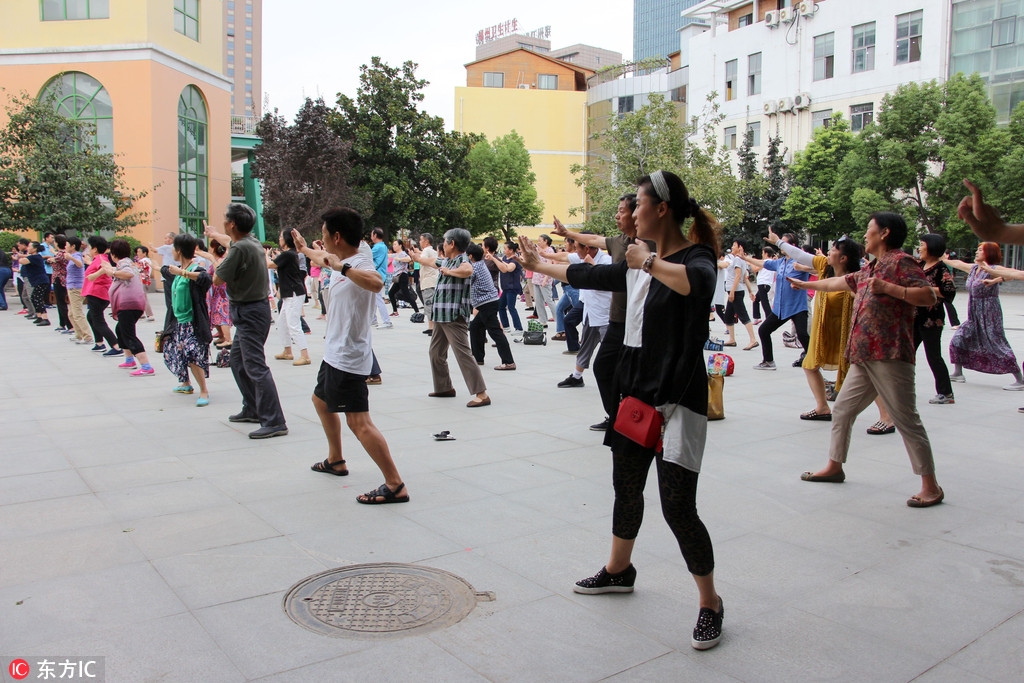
[722, 289, 751, 325]
[388, 272, 419, 313]
[943, 300, 961, 327]
[53, 280, 70, 328]
[753, 284, 772, 319]
[30, 282, 48, 316]
[86, 295, 118, 347]
[611, 443, 714, 576]
[115, 309, 145, 356]
[914, 322, 952, 396]
[758, 310, 809, 363]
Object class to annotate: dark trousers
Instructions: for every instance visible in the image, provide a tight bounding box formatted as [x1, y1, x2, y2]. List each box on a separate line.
[388, 272, 419, 313]
[115, 309, 145, 356]
[469, 301, 514, 365]
[722, 289, 751, 325]
[752, 284, 772, 319]
[18, 278, 30, 311]
[0, 267, 11, 309]
[162, 273, 176, 333]
[563, 302, 585, 352]
[914, 322, 953, 396]
[86, 295, 118, 347]
[229, 300, 286, 427]
[758, 310, 809, 363]
[53, 280, 70, 328]
[30, 282, 48, 315]
[593, 321, 625, 420]
[612, 443, 714, 577]
[943, 300, 961, 327]
[498, 289, 522, 330]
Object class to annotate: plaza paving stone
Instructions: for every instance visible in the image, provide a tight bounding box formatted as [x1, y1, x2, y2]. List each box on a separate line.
[1, 292, 1023, 682]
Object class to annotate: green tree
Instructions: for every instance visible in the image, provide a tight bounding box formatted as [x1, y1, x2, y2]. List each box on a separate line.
[251, 97, 365, 239]
[783, 113, 857, 240]
[330, 57, 477, 238]
[0, 90, 148, 234]
[460, 131, 543, 240]
[571, 92, 739, 234]
[735, 131, 791, 243]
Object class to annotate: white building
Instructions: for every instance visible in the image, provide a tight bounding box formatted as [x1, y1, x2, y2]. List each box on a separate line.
[683, 0, 951, 157]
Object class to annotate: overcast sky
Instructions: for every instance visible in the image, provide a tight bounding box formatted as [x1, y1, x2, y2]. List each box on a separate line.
[262, 1, 634, 130]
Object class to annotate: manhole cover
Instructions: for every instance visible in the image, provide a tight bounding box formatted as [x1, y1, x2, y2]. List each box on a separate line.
[283, 563, 494, 639]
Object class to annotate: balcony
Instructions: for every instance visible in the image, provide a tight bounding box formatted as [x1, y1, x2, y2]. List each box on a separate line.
[230, 115, 259, 135]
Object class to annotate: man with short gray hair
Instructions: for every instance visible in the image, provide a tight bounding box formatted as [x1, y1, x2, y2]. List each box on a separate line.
[408, 228, 490, 407]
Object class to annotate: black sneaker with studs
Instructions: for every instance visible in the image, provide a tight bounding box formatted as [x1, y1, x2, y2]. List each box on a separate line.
[691, 597, 724, 650]
[573, 564, 636, 594]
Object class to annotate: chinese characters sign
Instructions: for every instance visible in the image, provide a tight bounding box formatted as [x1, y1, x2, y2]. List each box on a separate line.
[476, 19, 519, 45]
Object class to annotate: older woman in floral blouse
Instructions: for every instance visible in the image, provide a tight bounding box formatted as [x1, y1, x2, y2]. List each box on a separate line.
[788, 212, 944, 508]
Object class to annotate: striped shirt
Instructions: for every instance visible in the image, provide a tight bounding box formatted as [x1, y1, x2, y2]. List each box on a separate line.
[431, 253, 472, 323]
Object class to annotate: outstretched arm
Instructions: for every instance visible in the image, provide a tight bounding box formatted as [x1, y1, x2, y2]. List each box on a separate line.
[517, 236, 570, 283]
[958, 179, 1024, 245]
[551, 217, 606, 249]
[978, 262, 1024, 281]
[941, 255, 974, 274]
[787, 275, 853, 293]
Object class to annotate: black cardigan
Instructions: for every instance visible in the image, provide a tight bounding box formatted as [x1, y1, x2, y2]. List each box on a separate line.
[160, 264, 213, 345]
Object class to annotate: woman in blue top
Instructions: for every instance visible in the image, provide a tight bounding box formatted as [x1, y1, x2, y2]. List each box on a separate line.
[739, 233, 811, 370]
[19, 242, 52, 326]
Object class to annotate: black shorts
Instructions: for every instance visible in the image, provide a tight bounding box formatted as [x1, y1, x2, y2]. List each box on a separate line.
[313, 361, 369, 413]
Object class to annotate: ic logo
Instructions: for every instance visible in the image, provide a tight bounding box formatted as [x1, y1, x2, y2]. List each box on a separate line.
[9, 659, 30, 680]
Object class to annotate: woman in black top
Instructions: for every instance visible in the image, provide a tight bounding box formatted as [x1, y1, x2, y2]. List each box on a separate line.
[19, 242, 52, 326]
[519, 170, 724, 650]
[916, 234, 957, 404]
[269, 230, 310, 365]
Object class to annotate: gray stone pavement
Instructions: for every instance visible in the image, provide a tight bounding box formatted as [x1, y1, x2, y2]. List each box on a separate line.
[1, 291, 1023, 682]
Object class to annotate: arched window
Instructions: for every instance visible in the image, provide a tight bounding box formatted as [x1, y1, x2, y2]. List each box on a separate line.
[178, 85, 208, 235]
[39, 71, 113, 153]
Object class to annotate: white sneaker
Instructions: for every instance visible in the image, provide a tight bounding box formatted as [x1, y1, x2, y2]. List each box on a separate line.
[950, 375, 965, 383]
[1003, 382, 1024, 391]
[378, 323, 394, 330]
[753, 361, 776, 371]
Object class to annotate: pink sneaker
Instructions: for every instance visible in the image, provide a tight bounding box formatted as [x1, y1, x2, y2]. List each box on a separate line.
[118, 360, 137, 369]
[130, 367, 155, 376]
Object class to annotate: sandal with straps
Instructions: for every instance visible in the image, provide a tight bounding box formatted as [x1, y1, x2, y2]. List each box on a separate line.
[311, 458, 348, 476]
[356, 482, 409, 505]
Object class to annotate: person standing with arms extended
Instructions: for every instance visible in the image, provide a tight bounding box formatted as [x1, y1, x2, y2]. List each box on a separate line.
[791, 213, 944, 508]
[521, 170, 725, 650]
[207, 204, 288, 439]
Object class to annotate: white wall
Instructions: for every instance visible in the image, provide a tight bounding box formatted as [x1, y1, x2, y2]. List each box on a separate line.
[686, 0, 951, 157]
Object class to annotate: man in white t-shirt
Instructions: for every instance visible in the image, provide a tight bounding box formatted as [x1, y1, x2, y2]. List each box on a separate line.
[292, 210, 409, 505]
[557, 241, 613, 387]
[721, 239, 759, 350]
[417, 233, 439, 336]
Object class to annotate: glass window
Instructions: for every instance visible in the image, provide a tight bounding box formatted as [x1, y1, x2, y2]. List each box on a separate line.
[724, 126, 737, 150]
[850, 103, 874, 132]
[245, 83, 252, 92]
[748, 53, 762, 96]
[746, 121, 761, 147]
[245, 30, 252, 39]
[245, 70, 251, 79]
[725, 59, 737, 100]
[227, 54, 234, 64]
[814, 33, 835, 80]
[178, 85, 208, 235]
[812, 109, 833, 131]
[483, 72, 504, 87]
[992, 16, 1016, 47]
[226, 1, 234, 9]
[671, 85, 687, 103]
[39, 71, 114, 153]
[227, 40, 234, 51]
[896, 10, 923, 64]
[227, 67, 234, 77]
[852, 22, 876, 73]
[537, 74, 558, 90]
[174, 0, 200, 41]
[245, 56, 252, 66]
[245, 16, 252, 26]
[618, 95, 634, 115]
[738, 13, 753, 28]
[42, 0, 109, 20]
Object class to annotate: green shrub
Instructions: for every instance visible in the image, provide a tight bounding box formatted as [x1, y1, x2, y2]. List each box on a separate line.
[0, 231, 24, 253]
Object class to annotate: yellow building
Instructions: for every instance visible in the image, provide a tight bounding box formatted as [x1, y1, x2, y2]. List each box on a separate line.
[0, 0, 233, 243]
[455, 49, 593, 240]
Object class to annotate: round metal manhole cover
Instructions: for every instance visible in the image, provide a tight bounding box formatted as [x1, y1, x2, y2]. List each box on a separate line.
[283, 563, 494, 639]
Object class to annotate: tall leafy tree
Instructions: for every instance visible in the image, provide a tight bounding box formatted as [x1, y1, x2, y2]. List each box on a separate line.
[330, 57, 476, 238]
[250, 97, 363, 239]
[0, 91, 148, 234]
[784, 113, 857, 240]
[735, 131, 792, 242]
[460, 131, 543, 240]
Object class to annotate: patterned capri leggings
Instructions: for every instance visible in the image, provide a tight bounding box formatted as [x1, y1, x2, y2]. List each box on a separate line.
[611, 442, 715, 576]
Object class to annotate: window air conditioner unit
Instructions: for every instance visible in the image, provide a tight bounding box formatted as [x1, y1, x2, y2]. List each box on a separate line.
[764, 100, 779, 115]
[518, 84, 531, 89]
[765, 10, 780, 27]
[799, 1, 815, 17]
[779, 97, 794, 112]
[793, 92, 812, 109]
[780, 7, 794, 23]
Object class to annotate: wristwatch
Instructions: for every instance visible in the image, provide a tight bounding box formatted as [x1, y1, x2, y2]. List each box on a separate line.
[641, 254, 657, 273]
[341, 263, 352, 277]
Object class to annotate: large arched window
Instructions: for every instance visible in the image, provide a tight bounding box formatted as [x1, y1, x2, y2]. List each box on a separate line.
[178, 85, 208, 235]
[39, 71, 114, 153]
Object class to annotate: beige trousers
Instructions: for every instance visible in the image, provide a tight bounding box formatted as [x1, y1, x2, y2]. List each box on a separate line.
[429, 318, 486, 395]
[67, 288, 91, 341]
[829, 360, 936, 475]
